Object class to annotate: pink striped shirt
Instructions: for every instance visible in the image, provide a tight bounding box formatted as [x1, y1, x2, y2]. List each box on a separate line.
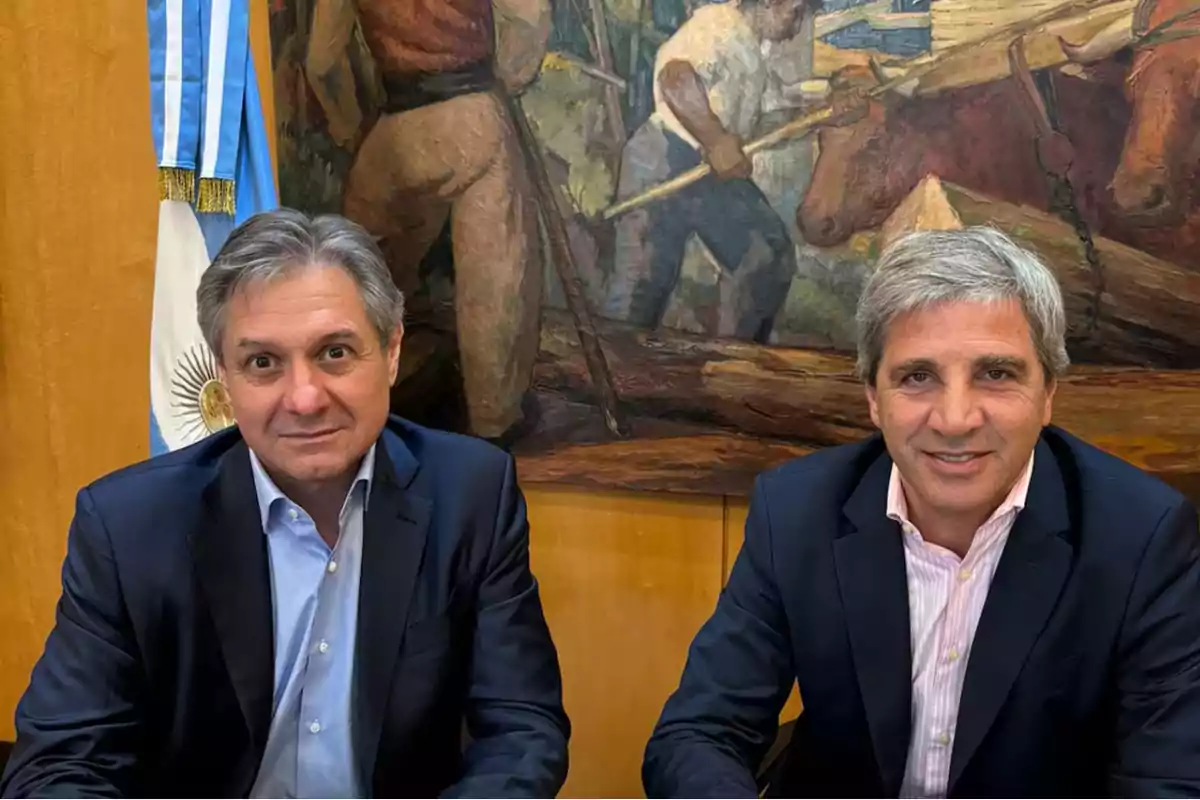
[888, 454, 1035, 798]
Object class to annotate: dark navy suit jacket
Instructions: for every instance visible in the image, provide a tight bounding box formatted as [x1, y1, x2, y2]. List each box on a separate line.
[1, 417, 570, 798]
[645, 426, 1200, 797]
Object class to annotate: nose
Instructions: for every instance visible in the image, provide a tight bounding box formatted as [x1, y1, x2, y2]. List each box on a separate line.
[818, 217, 842, 243]
[930, 381, 983, 439]
[1112, 173, 1175, 223]
[796, 207, 844, 247]
[282, 363, 330, 416]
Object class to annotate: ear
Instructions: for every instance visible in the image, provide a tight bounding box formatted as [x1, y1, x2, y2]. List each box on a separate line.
[217, 357, 228, 385]
[865, 382, 882, 428]
[1042, 376, 1057, 426]
[386, 325, 404, 387]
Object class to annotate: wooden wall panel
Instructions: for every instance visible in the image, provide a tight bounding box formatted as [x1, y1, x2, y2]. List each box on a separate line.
[0, 0, 275, 741]
[526, 486, 726, 798]
[0, 0, 159, 740]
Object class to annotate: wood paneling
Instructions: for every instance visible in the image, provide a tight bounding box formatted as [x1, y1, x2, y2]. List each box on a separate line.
[526, 485, 725, 798]
[0, 0, 159, 740]
[0, 0, 275, 741]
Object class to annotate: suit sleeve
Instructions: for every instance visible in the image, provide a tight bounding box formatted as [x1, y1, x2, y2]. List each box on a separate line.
[443, 455, 570, 798]
[1, 488, 143, 798]
[642, 475, 795, 798]
[1108, 498, 1200, 795]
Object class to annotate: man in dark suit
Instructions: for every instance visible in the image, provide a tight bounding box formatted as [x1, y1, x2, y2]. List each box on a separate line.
[1, 209, 569, 798]
[644, 226, 1200, 797]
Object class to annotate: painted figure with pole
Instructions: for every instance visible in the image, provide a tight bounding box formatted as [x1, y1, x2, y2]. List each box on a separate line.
[602, 0, 820, 344]
[305, 0, 551, 444]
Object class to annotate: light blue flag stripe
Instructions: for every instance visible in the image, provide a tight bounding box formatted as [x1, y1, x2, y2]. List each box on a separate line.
[147, 0, 203, 171]
[177, 0, 204, 170]
[236, 50, 279, 221]
[150, 407, 170, 455]
[215, 0, 250, 182]
[147, 0, 167, 163]
[198, 0, 249, 182]
[195, 50, 277, 258]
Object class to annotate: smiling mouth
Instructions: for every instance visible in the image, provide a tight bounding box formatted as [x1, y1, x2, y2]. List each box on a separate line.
[282, 429, 339, 440]
[928, 452, 987, 463]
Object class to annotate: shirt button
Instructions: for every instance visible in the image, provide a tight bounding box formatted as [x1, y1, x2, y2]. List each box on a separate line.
[288, 508, 298, 521]
[309, 720, 321, 734]
[327, 560, 338, 574]
[947, 646, 961, 662]
[936, 731, 951, 746]
[318, 639, 330, 654]
[958, 568, 972, 581]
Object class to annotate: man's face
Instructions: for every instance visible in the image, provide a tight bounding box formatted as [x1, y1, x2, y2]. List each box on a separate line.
[866, 297, 1055, 527]
[217, 264, 401, 490]
[761, 0, 809, 42]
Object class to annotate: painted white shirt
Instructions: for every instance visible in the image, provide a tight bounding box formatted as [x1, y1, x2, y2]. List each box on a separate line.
[651, 2, 769, 149]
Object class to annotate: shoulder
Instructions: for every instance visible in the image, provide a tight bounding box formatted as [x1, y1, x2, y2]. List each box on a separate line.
[64, 429, 243, 565]
[689, 2, 744, 29]
[1043, 425, 1189, 527]
[381, 418, 525, 563]
[383, 415, 514, 491]
[658, 3, 752, 63]
[81, 428, 240, 523]
[753, 434, 888, 515]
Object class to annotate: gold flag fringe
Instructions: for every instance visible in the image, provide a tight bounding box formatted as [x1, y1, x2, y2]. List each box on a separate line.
[197, 177, 236, 215]
[157, 167, 195, 203]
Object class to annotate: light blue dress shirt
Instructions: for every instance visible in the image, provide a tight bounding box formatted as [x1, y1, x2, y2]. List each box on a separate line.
[247, 445, 375, 799]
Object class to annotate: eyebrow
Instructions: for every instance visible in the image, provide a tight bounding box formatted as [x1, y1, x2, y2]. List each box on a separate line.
[234, 338, 275, 352]
[889, 358, 938, 381]
[976, 355, 1029, 374]
[233, 328, 363, 351]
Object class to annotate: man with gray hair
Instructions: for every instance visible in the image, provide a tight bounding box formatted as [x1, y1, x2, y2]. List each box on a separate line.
[1, 209, 570, 798]
[644, 226, 1200, 797]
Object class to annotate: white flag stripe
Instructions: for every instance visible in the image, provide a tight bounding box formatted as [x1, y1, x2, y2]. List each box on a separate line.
[149, 199, 212, 452]
[200, 0, 231, 177]
[161, 0, 185, 166]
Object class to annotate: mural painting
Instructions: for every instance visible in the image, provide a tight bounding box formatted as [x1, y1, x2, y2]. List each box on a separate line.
[269, 0, 1200, 495]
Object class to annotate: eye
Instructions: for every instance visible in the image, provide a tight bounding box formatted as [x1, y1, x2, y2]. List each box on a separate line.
[324, 344, 352, 360]
[901, 370, 932, 386]
[983, 368, 1013, 382]
[246, 354, 275, 371]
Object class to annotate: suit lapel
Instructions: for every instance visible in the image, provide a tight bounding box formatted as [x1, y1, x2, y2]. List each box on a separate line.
[189, 440, 275, 756]
[835, 452, 913, 797]
[354, 429, 431, 787]
[948, 439, 1073, 791]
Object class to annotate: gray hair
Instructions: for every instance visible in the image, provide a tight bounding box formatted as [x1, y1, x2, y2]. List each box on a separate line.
[856, 226, 1069, 384]
[197, 208, 405, 361]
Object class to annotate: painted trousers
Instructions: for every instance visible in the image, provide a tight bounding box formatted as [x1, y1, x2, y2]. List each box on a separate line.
[604, 120, 795, 342]
[343, 90, 542, 439]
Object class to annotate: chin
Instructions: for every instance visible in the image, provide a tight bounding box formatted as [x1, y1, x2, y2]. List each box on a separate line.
[283, 452, 354, 481]
[931, 484, 1002, 515]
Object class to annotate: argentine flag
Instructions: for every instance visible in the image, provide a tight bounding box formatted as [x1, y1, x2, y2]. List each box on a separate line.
[146, 0, 276, 454]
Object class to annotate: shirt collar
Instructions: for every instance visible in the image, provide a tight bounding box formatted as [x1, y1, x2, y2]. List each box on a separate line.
[247, 442, 377, 531]
[886, 449, 1035, 531]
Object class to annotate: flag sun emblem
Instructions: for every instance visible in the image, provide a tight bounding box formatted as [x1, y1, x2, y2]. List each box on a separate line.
[171, 345, 235, 438]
